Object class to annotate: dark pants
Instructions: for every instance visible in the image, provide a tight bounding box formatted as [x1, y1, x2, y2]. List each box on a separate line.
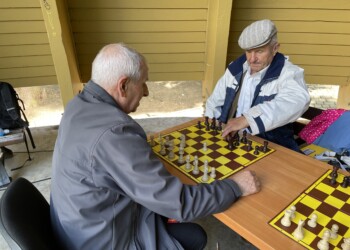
[166, 222, 207, 250]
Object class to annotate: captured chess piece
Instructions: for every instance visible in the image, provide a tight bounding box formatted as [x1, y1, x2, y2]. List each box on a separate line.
[307, 213, 318, 228]
[281, 209, 293, 227]
[292, 219, 305, 240]
[330, 224, 339, 239]
[317, 229, 331, 250]
[341, 237, 350, 250]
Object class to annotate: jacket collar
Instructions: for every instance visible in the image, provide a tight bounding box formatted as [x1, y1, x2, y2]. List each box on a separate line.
[83, 80, 121, 108]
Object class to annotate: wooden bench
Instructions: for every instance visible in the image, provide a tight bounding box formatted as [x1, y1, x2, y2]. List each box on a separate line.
[293, 106, 323, 146]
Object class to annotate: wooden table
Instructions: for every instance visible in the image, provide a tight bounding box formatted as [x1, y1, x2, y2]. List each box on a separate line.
[155, 118, 336, 250]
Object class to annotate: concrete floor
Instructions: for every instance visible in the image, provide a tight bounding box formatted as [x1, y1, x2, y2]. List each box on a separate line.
[0, 81, 339, 249]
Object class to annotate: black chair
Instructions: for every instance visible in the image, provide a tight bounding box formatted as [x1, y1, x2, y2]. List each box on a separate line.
[0, 177, 59, 250]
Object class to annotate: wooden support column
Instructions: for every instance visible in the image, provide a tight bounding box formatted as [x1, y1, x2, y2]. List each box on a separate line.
[203, 0, 233, 101]
[337, 84, 350, 109]
[39, 0, 82, 107]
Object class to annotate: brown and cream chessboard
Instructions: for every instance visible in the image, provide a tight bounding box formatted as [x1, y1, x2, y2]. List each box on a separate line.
[269, 169, 350, 250]
[148, 119, 275, 183]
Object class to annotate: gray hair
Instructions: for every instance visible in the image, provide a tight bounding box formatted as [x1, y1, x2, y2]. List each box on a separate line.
[91, 43, 147, 88]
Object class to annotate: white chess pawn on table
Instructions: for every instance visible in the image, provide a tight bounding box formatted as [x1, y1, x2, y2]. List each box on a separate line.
[317, 229, 330, 250]
[330, 224, 339, 239]
[289, 205, 296, 219]
[341, 237, 350, 250]
[307, 213, 318, 228]
[210, 167, 216, 179]
[281, 209, 292, 227]
[201, 167, 209, 182]
[202, 142, 207, 151]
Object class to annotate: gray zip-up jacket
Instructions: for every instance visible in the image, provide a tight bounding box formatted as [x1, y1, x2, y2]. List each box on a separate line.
[50, 81, 242, 249]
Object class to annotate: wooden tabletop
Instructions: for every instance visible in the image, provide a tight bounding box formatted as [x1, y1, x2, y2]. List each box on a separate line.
[153, 118, 336, 250]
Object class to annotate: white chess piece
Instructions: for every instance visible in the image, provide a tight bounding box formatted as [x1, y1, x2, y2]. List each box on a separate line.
[292, 219, 305, 241]
[210, 167, 216, 179]
[185, 155, 191, 170]
[201, 168, 209, 182]
[289, 205, 296, 219]
[317, 229, 330, 250]
[281, 209, 292, 227]
[178, 151, 184, 164]
[202, 142, 207, 151]
[192, 160, 199, 175]
[307, 213, 318, 228]
[204, 160, 208, 172]
[341, 238, 350, 250]
[330, 224, 339, 239]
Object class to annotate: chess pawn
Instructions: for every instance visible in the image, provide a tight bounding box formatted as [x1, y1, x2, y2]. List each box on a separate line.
[210, 167, 216, 179]
[281, 209, 292, 227]
[192, 160, 199, 175]
[330, 224, 339, 239]
[307, 213, 318, 228]
[201, 168, 209, 182]
[341, 238, 350, 250]
[289, 205, 296, 219]
[292, 219, 305, 241]
[202, 142, 207, 151]
[317, 229, 330, 250]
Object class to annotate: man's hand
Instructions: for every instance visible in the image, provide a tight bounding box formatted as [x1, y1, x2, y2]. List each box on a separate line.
[229, 170, 261, 196]
[222, 116, 249, 139]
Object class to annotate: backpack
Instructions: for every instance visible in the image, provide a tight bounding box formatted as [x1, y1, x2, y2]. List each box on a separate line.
[0, 81, 36, 150]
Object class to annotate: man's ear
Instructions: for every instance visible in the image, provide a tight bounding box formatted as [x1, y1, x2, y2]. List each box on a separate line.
[117, 76, 129, 97]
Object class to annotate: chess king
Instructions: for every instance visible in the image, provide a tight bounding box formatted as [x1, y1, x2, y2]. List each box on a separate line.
[205, 19, 310, 152]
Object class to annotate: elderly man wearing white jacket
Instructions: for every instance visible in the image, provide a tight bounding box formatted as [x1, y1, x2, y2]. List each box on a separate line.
[205, 19, 310, 152]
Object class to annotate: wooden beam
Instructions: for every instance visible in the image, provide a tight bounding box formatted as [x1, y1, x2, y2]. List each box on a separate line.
[337, 84, 350, 109]
[203, 0, 233, 101]
[39, 0, 82, 107]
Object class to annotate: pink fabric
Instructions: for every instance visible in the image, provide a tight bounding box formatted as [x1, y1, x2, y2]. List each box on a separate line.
[299, 109, 346, 144]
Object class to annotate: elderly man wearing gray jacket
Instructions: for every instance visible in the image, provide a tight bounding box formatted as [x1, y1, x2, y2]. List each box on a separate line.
[50, 43, 261, 250]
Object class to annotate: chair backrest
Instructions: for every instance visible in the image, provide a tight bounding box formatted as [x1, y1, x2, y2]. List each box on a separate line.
[0, 177, 58, 250]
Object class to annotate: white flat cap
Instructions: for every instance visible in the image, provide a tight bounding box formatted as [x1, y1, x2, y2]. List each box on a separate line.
[238, 19, 277, 50]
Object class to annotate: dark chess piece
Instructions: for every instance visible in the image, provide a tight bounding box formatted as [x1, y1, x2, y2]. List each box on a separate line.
[341, 176, 350, 188]
[204, 116, 209, 126]
[210, 118, 216, 130]
[254, 145, 260, 155]
[197, 121, 202, 129]
[227, 136, 234, 150]
[241, 130, 248, 144]
[330, 173, 337, 186]
[217, 121, 222, 131]
[247, 140, 252, 151]
[262, 141, 268, 153]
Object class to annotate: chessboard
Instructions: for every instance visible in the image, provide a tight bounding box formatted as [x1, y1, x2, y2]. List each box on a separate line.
[148, 119, 275, 184]
[269, 169, 350, 250]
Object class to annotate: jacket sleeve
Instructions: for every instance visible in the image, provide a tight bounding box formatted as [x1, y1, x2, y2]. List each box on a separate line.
[205, 68, 238, 119]
[243, 64, 310, 134]
[93, 122, 242, 222]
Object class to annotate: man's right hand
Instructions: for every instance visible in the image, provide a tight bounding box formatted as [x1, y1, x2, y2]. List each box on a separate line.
[229, 170, 261, 196]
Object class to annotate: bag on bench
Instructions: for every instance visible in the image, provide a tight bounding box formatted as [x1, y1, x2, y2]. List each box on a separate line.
[0, 81, 36, 150]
